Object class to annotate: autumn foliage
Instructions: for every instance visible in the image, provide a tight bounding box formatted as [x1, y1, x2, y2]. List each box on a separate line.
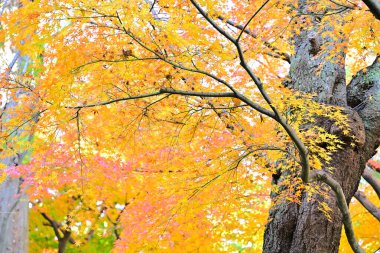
[0, 0, 379, 252]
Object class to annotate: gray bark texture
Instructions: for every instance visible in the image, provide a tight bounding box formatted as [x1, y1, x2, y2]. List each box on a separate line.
[0, 167, 28, 253]
[0, 106, 30, 252]
[0, 101, 29, 253]
[263, 2, 380, 252]
[0, 1, 30, 252]
[0, 91, 30, 253]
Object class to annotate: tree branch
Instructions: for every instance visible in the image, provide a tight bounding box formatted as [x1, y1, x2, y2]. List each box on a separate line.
[115, 11, 277, 119]
[160, 88, 235, 98]
[189, 0, 310, 182]
[106, 202, 129, 240]
[310, 171, 365, 253]
[236, 0, 270, 42]
[362, 166, 380, 199]
[328, 0, 355, 10]
[41, 212, 62, 240]
[354, 190, 380, 221]
[43, 222, 76, 244]
[235, 38, 310, 182]
[189, 0, 236, 44]
[362, 0, 380, 20]
[72, 57, 161, 72]
[116, 13, 237, 92]
[218, 16, 291, 63]
[66, 89, 237, 109]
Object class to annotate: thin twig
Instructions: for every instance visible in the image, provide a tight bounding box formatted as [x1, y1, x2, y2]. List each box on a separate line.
[236, 0, 270, 42]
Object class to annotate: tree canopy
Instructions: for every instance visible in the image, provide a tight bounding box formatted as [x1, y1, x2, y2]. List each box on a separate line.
[0, 0, 379, 252]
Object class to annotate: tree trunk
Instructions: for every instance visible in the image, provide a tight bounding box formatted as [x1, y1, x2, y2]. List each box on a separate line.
[58, 236, 70, 253]
[0, 85, 30, 253]
[0, 169, 28, 253]
[0, 91, 29, 253]
[0, 105, 29, 253]
[0, 1, 31, 252]
[263, 1, 380, 252]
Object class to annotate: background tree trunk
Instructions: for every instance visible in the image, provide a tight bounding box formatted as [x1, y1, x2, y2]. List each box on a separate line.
[0, 1, 30, 251]
[263, 1, 380, 251]
[0, 176, 28, 253]
[0, 96, 30, 253]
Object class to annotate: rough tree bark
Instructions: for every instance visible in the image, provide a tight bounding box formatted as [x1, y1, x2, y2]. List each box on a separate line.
[263, 1, 380, 252]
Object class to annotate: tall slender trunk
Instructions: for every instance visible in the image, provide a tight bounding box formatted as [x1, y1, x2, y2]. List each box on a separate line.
[0, 101, 29, 253]
[0, 1, 30, 251]
[0, 171, 28, 253]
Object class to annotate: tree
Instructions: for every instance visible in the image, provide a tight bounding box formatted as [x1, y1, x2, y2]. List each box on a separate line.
[0, 0, 379, 252]
[0, 1, 30, 252]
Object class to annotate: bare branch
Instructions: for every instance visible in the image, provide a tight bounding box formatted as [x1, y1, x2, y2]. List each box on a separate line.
[189, 0, 236, 44]
[67, 91, 162, 109]
[354, 190, 380, 221]
[66, 89, 236, 109]
[218, 16, 291, 63]
[160, 88, 235, 98]
[362, 166, 380, 199]
[75, 110, 84, 194]
[41, 212, 62, 240]
[1, 110, 46, 139]
[236, 0, 270, 42]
